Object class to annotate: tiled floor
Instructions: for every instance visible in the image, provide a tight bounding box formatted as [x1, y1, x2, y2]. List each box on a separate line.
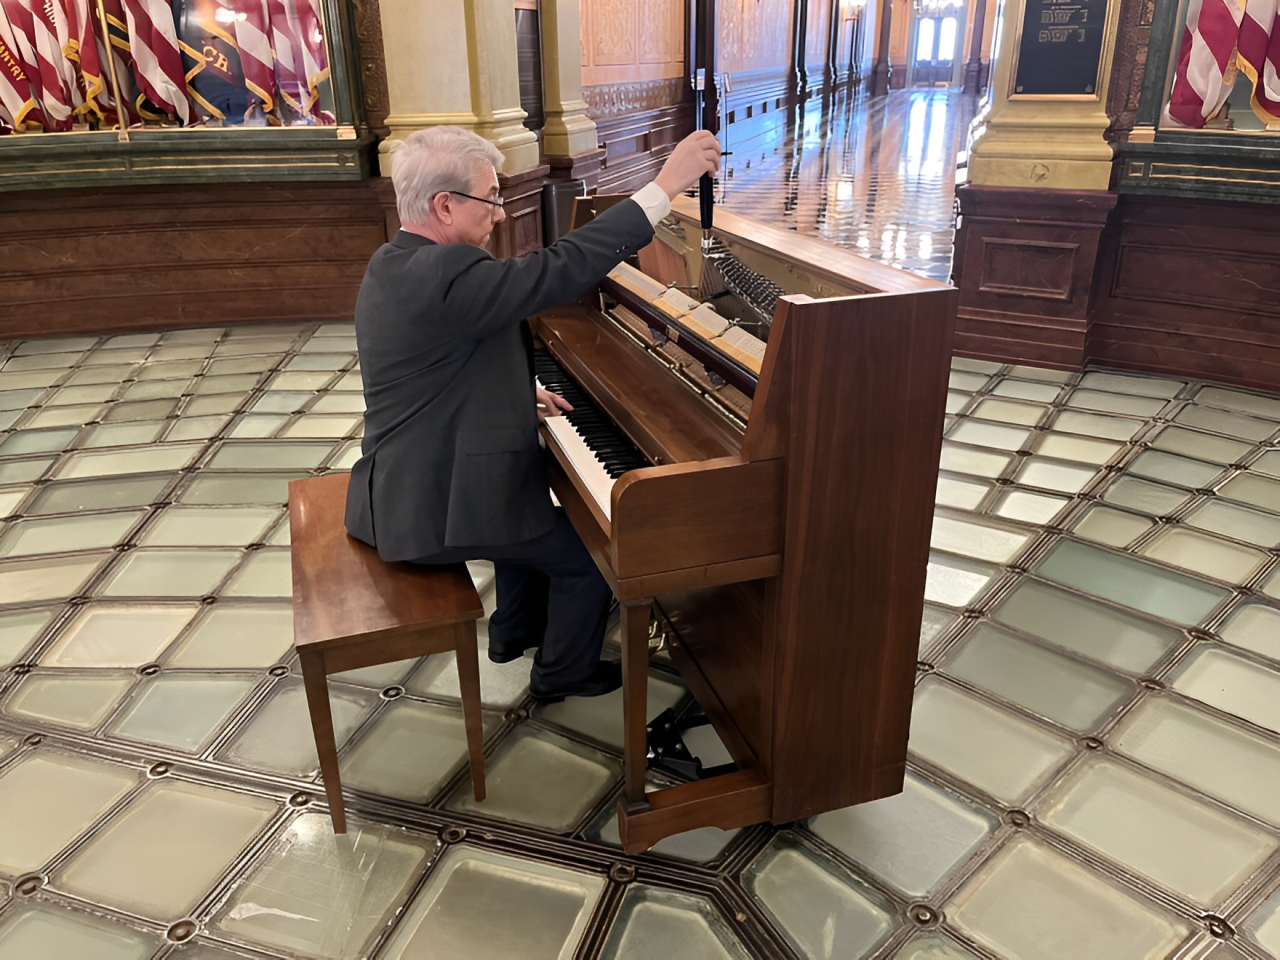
[2, 323, 1280, 960]
[716, 87, 977, 282]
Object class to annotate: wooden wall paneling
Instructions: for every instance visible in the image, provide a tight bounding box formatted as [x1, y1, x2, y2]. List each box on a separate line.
[581, 0, 685, 87]
[806, 0, 835, 72]
[1089, 195, 1280, 391]
[492, 165, 552, 259]
[0, 181, 390, 339]
[719, 0, 796, 75]
[951, 184, 1117, 368]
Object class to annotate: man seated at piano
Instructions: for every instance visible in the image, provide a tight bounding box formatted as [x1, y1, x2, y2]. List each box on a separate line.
[345, 125, 721, 702]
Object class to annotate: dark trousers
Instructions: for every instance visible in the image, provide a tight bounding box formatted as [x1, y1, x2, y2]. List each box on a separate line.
[410, 510, 612, 689]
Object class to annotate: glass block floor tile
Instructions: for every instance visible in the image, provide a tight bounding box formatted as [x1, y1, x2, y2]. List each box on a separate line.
[99, 550, 242, 597]
[406, 623, 533, 709]
[1037, 540, 1229, 626]
[166, 603, 294, 668]
[140, 506, 280, 547]
[0, 751, 138, 876]
[342, 698, 498, 803]
[963, 839, 1196, 960]
[4, 672, 135, 729]
[55, 778, 277, 921]
[210, 812, 436, 959]
[0, 607, 55, 666]
[0, 510, 143, 559]
[221, 548, 292, 597]
[3, 314, 1280, 957]
[220, 679, 377, 778]
[42, 603, 198, 667]
[1072, 504, 1154, 548]
[1243, 885, 1280, 956]
[1112, 696, 1280, 827]
[991, 579, 1182, 673]
[107, 673, 259, 752]
[891, 933, 983, 960]
[1037, 755, 1276, 907]
[930, 514, 1031, 564]
[600, 885, 752, 960]
[1170, 646, 1280, 734]
[0, 902, 162, 959]
[448, 726, 620, 833]
[809, 771, 996, 898]
[744, 834, 896, 960]
[943, 623, 1133, 731]
[534, 671, 686, 749]
[379, 844, 604, 960]
[1218, 603, 1280, 661]
[908, 678, 1075, 804]
[1149, 425, 1253, 464]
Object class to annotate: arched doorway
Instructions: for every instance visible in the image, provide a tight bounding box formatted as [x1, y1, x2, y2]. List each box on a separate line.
[909, 0, 965, 87]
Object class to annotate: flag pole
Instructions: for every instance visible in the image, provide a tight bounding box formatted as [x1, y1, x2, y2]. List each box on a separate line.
[94, 0, 128, 141]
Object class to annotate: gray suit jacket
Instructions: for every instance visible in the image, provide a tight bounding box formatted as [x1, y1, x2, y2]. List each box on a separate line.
[345, 197, 656, 561]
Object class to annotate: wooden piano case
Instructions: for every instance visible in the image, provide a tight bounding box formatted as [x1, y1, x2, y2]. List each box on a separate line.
[535, 196, 958, 853]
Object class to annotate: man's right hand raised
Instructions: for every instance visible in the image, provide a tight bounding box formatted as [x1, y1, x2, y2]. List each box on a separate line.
[653, 130, 722, 201]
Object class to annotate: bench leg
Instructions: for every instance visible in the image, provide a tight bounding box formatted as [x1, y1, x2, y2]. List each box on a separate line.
[621, 598, 652, 808]
[299, 648, 347, 834]
[453, 620, 487, 802]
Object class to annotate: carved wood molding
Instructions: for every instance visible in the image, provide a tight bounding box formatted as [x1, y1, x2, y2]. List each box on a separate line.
[583, 78, 689, 121]
[351, 0, 391, 136]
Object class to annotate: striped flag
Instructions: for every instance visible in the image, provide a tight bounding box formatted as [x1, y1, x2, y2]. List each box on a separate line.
[297, 0, 329, 121]
[64, 0, 106, 117]
[0, 5, 45, 128]
[2, 0, 74, 128]
[120, 0, 190, 122]
[265, 0, 303, 118]
[231, 0, 274, 121]
[95, 0, 138, 124]
[1237, 0, 1280, 124]
[1166, 0, 1245, 127]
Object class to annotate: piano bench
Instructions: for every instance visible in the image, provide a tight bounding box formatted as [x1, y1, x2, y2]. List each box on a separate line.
[287, 472, 487, 834]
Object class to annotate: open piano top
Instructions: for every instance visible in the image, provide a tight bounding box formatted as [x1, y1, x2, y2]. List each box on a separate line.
[532, 194, 958, 853]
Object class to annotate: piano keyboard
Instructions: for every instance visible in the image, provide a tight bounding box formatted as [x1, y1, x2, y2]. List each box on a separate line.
[534, 349, 650, 522]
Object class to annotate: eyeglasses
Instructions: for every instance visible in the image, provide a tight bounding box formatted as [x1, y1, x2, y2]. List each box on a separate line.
[449, 191, 504, 209]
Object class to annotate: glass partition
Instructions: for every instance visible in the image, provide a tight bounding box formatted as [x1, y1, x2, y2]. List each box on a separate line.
[0, 0, 336, 134]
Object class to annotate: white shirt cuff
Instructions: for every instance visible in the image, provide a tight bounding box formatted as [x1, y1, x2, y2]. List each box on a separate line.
[629, 181, 672, 227]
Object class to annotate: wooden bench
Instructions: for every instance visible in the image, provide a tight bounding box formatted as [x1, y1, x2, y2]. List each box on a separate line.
[288, 472, 486, 833]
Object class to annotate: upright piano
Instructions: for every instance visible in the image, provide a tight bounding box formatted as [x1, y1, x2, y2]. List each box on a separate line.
[532, 195, 957, 853]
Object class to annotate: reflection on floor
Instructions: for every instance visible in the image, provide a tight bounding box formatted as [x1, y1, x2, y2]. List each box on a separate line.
[716, 88, 977, 282]
[1, 322, 1279, 959]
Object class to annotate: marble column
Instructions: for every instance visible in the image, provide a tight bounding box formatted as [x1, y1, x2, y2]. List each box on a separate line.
[871, 0, 892, 96]
[539, 0, 604, 184]
[375, 0, 540, 176]
[962, 0, 1124, 190]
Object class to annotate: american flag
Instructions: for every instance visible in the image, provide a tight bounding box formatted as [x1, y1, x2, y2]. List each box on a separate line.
[0, 7, 44, 129]
[2, 0, 75, 128]
[120, 0, 190, 123]
[232, 0, 275, 121]
[1237, 0, 1280, 124]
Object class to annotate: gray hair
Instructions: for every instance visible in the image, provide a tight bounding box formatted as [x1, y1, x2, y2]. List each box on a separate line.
[391, 126, 504, 225]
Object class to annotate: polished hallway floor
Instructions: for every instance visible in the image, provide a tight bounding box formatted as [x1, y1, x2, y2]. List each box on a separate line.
[718, 88, 978, 282]
[1, 323, 1280, 959]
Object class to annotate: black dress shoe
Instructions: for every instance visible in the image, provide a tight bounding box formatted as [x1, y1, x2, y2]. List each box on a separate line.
[529, 660, 623, 703]
[487, 637, 541, 664]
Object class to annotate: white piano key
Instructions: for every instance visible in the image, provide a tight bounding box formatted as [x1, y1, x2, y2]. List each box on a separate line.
[542, 416, 615, 522]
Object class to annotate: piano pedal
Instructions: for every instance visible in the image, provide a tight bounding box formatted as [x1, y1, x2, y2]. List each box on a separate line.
[645, 707, 738, 783]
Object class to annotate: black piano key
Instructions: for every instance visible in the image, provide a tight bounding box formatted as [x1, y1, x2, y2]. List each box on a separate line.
[536, 349, 650, 477]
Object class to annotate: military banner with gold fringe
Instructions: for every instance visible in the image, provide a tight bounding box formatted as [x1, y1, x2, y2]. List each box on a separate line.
[0, 6, 44, 129]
